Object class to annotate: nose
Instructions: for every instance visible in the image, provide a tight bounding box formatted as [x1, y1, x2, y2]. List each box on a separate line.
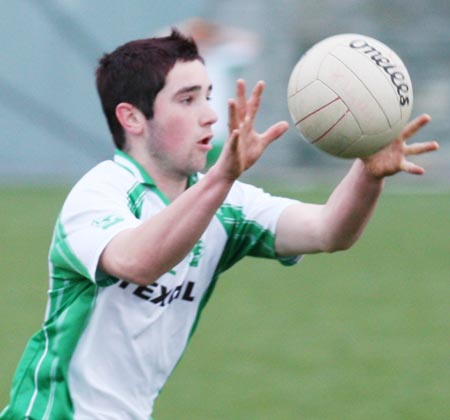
[201, 102, 218, 126]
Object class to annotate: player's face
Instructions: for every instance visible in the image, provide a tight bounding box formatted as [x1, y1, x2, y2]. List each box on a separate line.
[145, 59, 218, 177]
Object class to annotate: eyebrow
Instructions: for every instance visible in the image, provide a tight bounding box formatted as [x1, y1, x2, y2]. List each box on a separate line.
[174, 84, 213, 97]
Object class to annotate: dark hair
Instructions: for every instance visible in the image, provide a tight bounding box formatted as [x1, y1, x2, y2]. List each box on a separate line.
[96, 29, 203, 149]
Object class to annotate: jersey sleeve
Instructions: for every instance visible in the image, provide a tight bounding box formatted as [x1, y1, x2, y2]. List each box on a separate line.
[216, 181, 301, 272]
[49, 167, 142, 286]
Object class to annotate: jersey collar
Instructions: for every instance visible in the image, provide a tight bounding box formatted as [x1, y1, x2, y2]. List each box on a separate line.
[113, 149, 199, 188]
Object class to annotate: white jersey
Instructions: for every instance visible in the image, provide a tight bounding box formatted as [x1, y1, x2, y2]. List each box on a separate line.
[1, 150, 299, 420]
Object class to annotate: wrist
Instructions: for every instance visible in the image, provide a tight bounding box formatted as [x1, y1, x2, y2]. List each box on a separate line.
[358, 158, 386, 181]
[356, 158, 386, 186]
[207, 155, 240, 183]
[203, 163, 235, 192]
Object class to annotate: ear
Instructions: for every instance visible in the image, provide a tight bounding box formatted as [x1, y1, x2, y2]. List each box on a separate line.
[115, 103, 146, 136]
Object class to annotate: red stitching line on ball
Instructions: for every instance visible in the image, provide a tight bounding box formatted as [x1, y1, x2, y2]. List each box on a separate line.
[312, 109, 350, 144]
[295, 96, 341, 126]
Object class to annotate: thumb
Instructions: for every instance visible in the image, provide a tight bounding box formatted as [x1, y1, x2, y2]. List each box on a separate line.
[261, 121, 289, 146]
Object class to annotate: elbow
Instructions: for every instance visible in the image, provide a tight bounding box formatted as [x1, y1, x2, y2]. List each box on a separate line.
[318, 222, 364, 253]
[324, 243, 352, 253]
[101, 250, 161, 286]
[119, 255, 163, 286]
[100, 228, 174, 286]
[321, 236, 356, 253]
[122, 271, 159, 287]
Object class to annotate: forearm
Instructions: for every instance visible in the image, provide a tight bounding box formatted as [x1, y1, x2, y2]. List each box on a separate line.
[320, 159, 384, 251]
[321, 113, 439, 251]
[100, 166, 233, 285]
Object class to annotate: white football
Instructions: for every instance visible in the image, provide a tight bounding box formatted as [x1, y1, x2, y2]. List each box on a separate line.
[287, 33, 413, 158]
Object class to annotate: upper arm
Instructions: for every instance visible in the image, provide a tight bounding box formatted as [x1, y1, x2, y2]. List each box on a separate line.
[275, 201, 327, 256]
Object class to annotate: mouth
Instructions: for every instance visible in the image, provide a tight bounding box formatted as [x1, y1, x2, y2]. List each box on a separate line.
[197, 134, 213, 150]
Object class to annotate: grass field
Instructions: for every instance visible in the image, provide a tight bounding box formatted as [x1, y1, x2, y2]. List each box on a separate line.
[0, 186, 448, 419]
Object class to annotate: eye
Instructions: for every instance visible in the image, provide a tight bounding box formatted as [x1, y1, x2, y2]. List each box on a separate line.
[181, 96, 193, 105]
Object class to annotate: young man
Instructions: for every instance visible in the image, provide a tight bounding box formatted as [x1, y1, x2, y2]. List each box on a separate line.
[0, 30, 438, 419]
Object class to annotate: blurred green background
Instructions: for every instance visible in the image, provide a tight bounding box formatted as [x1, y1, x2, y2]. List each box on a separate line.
[1, 187, 448, 419]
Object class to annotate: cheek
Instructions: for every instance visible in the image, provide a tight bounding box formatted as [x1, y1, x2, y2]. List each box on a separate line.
[162, 121, 184, 153]
[160, 115, 191, 150]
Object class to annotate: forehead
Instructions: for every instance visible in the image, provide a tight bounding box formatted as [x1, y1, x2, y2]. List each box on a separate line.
[163, 59, 211, 93]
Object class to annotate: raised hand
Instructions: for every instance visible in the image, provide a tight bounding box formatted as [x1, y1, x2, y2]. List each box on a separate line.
[361, 114, 439, 179]
[216, 79, 289, 180]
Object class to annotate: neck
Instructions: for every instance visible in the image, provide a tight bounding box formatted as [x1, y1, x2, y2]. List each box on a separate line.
[151, 171, 189, 202]
[126, 150, 190, 202]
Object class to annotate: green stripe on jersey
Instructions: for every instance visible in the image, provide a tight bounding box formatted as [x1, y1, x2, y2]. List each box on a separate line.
[215, 203, 277, 273]
[49, 218, 115, 287]
[128, 183, 146, 218]
[50, 217, 91, 281]
[2, 280, 97, 420]
[1, 221, 99, 419]
[187, 203, 277, 342]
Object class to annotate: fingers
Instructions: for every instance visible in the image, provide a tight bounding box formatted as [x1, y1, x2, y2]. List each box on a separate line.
[398, 114, 438, 176]
[228, 99, 238, 133]
[225, 79, 288, 169]
[247, 81, 265, 121]
[401, 114, 431, 142]
[235, 79, 247, 122]
[228, 80, 252, 133]
[400, 159, 426, 175]
[261, 121, 290, 146]
[228, 128, 240, 153]
[400, 139, 439, 176]
[232, 79, 287, 147]
[405, 140, 440, 156]
[230, 79, 265, 126]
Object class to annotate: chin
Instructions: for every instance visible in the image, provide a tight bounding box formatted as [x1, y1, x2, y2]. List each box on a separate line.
[192, 157, 208, 173]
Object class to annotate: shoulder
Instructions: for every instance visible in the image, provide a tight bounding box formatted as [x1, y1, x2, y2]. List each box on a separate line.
[61, 160, 138, 213]
[76, 160, 133, 187]
[71, 160, 136, 194]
